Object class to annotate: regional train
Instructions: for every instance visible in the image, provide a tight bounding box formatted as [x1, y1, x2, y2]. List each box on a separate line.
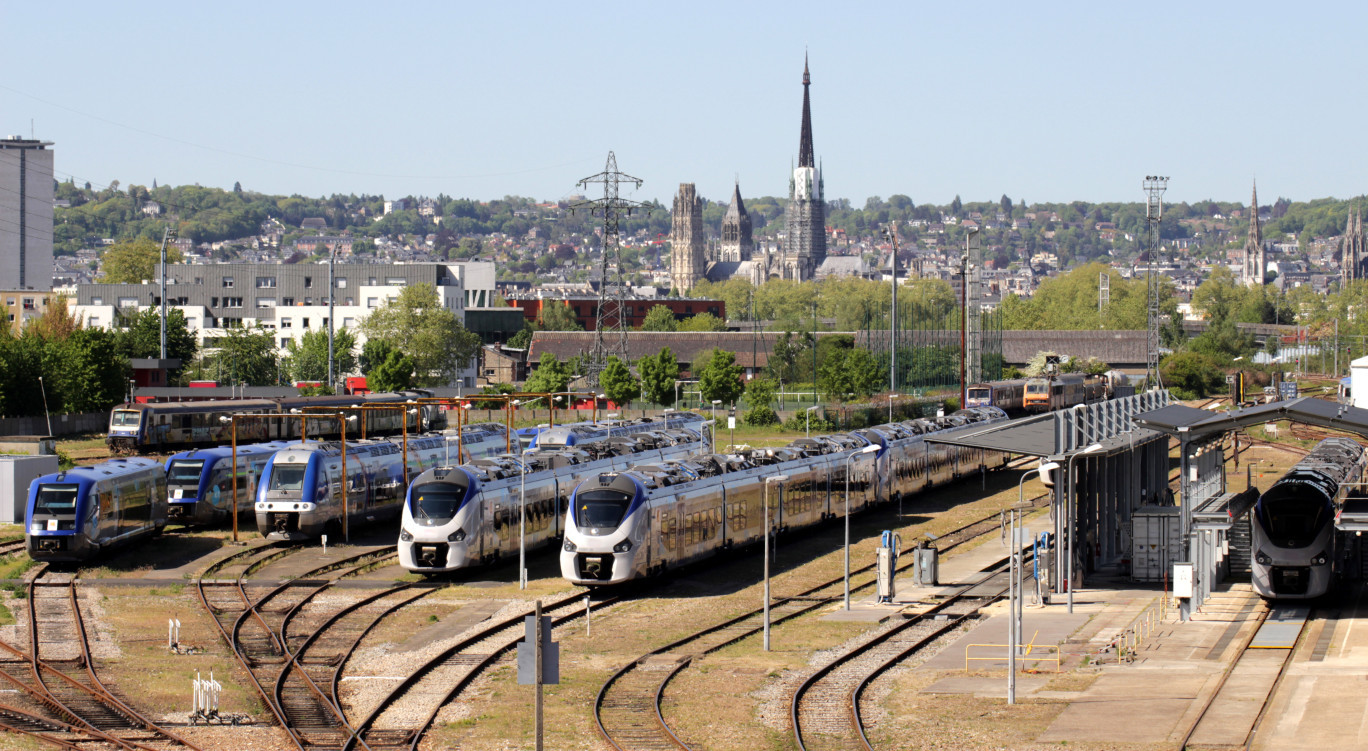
[398, 425, 706, 573]
[163, 441, 291, 525]
[533, 412, 707, 449]
[1252, 437, 1368, 599]
[254, 424, 511, 540]
[1022, 374, 1107, 413]
[965, 379, 1028, 414]
[561, 407, 1010, 585]
[26, 458, 168, 562]
[106, 390, 446, 454]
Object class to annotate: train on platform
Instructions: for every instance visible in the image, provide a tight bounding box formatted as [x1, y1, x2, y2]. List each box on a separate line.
[560, 407, 1010, 585]
[1252, 437, 1368, 600]
[26, 458, 168, 562]
[398, 425, 707, 573]
[254, 423, 510, 540]
[106, 390, 446, 454]
[163, 441, 291, 525]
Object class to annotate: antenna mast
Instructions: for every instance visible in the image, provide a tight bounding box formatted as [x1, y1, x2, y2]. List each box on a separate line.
[1143, 176, 1168, 389]
[571, 152, 651, 386]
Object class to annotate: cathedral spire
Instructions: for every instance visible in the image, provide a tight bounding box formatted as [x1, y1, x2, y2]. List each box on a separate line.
[798, 54, 814, 169]
[1248, 181, 1261, 248]
[1244, 180, 1265, 287]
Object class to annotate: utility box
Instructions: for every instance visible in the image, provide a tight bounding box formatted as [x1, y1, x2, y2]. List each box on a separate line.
[1131, 505, 1183, 582]
[0, 455, 59, 524]
[877, 531, 902, 602]
[913, 544, 938, 586]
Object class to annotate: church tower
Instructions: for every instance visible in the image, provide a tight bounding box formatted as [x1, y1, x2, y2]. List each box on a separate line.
[1343, 208, 1365, 287]
[670, 183, 706, 293]
[1243, 182, 1265, 287]
[720, 180, 754, 263]
[783, 55, 826, 281]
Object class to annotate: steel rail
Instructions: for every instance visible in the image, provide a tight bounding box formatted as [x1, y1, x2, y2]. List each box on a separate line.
[1173, 606, 1273, 751]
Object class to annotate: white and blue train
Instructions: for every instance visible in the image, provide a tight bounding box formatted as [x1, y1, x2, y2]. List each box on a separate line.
[163, 442, 291, 525]
[398, 426, 706, 573]
[532, 412, 707, 449]
[561, 407, 1010, 585]
[1253, 437, 1368, 599]
[26, 458, 168, 562]
[255, 424, 510, 541]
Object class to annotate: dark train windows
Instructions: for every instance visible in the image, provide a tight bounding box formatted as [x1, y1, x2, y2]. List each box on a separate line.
[34, 484, 79, 514]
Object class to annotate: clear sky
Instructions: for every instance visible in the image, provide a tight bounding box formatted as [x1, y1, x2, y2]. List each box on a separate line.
[4, 1, 1364, 208]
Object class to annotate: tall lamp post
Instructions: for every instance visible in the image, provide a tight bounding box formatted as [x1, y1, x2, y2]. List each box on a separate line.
[763, 474, 790, 651]
[518, 446, 537, 590]
[1063, 443, 1103, 614]
[845, 444, 881, 610]
[710, 400, 721, 452]
[327, 244, 337, 393]
[805, 405, 819, 439]
[960, 227, 979, 409]
[1010, 461, 1058, 704]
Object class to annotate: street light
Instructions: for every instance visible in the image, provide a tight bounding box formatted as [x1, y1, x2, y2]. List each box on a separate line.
[763, 474, 789, 651]
[518, 446, 537, 590]
[1065, 443, 1103, 614]
[845, 444, 881, 610]
[805, 405, 819, 439]
[594, 393, 607, 426]
[663, 407, 674, 430]
[1010, 460, 1058, 705]
[710, 400, 721, 451]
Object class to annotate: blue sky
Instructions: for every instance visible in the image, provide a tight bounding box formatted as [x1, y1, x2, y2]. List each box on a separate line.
[4, 1, 1364, 208]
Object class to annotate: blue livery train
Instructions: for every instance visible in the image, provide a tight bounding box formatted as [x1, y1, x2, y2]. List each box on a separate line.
[26, 458, 168, 562]
[163, 442, 291, 525]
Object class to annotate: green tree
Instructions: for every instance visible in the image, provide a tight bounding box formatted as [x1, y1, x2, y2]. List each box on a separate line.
[99, 237, 184, 283]
[819, 347, 885, 401]
[678, 312, 726, 332]
[506, 324, 534, 349]
[639, 347, 680, 406]
[359, 339, 395, 376]
[697, 349, 744, 405]
[192, 326, 279, 386]
[283, 328, 358, 384]
[361, 283, 481, 386]
[536, 301, 582, 331]
[640, 305, 679, 332]
[368, 350, 415, 392]
[54, 328, 127, 414]
[524, 353, 572, 395]
[599, 356, 640, 407]
[742, 377, 779, 426]
[1161, 352, 1225, 400]
[115, 307, 198, 370]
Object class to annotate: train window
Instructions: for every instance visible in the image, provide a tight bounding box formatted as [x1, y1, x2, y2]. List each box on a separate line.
[412, 483, 465, 521]
[575, 490, 633, 531]
[167, 459, 204, 484]
[34, 484, 79, 514]
[270, 464, 308, 492]
[111, 410, 139, 427]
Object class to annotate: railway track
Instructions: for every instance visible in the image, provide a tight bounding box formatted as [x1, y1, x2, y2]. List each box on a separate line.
[591, 494, 1046, 751]
[197, 542, 401, 751]
[791, 556, 1017, 751]
[1176, 603, 1306, 750]
[341, 587, 618, 751]
[0, 565, 207, 750]
[0, 539, 27, 557]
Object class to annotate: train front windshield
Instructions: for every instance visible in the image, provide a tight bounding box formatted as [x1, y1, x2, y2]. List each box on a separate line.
[111, 410, 140, 427]
[410, 483, 467, 521]
[34, 484, 80, 514]
[575, 490, 633, 531]
[1025, 382, 1048, 395]
[1260, 495, 1331, 548]
[167, 459, 205, 484]
[967, 387, 990, 402]
[270, 464, 308, 492]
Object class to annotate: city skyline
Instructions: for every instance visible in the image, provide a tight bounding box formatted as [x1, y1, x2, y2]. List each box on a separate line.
[5, 2, 1367, 207]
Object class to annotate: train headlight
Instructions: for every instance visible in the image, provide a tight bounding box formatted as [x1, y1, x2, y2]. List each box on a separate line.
[400, 530, 413, 542]
[613, 539, 633, 553]
[1311, 550, 1329, 566]
[1255, 550, 1272, 565]
[448, 528, 466, 542]
[563, 539, 577, 552]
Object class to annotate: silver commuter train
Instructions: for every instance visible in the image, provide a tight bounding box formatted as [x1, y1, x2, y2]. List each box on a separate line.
[164, 441, 291, 525]
[561, 407, 1010, 585]
[26, 458, 168, 562]
[533, 412, 707, 449]
[398, 426, 705, 572]
[255, 423, 510, 540]
[1252, 437, 1368, 599]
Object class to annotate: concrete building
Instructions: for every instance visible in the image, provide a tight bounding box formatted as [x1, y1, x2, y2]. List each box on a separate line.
[1, 289, 55, 328]
[72, 261, 496, 386]
[0, 137, 55, 291]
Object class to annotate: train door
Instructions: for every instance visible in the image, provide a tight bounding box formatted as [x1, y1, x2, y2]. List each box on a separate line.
[656, 497, 680, 568]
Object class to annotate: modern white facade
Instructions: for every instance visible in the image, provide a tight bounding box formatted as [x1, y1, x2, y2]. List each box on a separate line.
[0, 137, 54, 291]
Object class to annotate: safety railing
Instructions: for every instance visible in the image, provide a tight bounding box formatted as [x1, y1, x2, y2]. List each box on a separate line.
[963, 631, 1062, 673]
[1111, 596, 1167, 664]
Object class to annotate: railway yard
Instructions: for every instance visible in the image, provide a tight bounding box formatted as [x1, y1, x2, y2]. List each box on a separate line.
[2, 411, 1368, 750]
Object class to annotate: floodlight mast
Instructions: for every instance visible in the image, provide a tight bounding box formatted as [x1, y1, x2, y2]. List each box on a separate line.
[1143, 176, 1169, 389]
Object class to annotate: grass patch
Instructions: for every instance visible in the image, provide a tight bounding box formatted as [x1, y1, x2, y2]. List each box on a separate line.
[0, 556, 37, 582]
[0, 601, 14, 627]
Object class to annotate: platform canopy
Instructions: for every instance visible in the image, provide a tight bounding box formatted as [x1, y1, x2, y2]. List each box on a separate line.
[926, 411, 1164, 459]
[1132, 396, 1368, 442]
